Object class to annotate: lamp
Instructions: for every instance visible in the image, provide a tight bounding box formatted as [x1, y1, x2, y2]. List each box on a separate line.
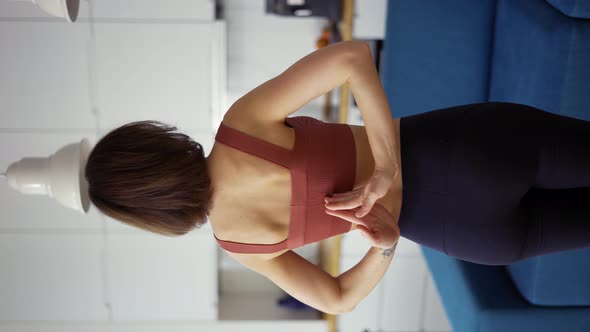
[2, 139, 92, 213]
[25, 0, 80, 22]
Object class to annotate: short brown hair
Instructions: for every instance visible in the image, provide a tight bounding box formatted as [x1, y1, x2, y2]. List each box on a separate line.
[85, 121, 212, 236]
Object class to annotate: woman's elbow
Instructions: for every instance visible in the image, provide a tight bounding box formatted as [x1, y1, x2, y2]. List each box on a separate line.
[317, 275, 358, 314]
[327, 297, 357, 315]
[341, 41, 372, 81]
[326, 304, 356, 315]
[346, 41, 372, 62]
[345, 40, 371, 54]
[338, 304, 357, 314]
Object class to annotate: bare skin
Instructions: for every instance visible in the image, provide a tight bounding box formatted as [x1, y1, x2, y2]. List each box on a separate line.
[204, 41, 403, 314]
[206, 118, 403, 258]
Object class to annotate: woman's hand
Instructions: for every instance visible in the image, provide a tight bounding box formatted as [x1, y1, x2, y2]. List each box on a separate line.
[324, 202, 400, 249]
[325, 165, 398, 218]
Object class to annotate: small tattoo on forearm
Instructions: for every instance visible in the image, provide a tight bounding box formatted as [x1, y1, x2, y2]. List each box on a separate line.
[381, 243, 398, 257]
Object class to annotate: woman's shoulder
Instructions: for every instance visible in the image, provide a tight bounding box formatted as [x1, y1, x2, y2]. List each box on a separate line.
[221, 107, 269, 133]
[219, 107, 296, 150]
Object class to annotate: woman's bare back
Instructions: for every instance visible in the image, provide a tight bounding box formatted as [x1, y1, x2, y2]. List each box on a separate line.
[207, 116, 404, 259]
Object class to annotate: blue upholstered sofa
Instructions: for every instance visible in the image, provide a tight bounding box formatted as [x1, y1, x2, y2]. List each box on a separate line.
[380, 1, 590, 331]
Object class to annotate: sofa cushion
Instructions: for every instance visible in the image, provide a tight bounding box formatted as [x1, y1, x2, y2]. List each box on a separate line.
[422, 246, 590, 332]
[508, 248, 590, 306]
[381, 0, 495, 117]
[546, 0, 590, 19]
[489, 0, 590, 121]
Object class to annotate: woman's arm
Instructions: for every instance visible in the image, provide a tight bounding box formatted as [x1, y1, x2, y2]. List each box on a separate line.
[224, 40, 364, 126]
[226, 40, 397, 169]
[233, 245, 396, 314]
[348, 44, 398, 171]
[233, 203, 400, 314]
[232, 250, 349, 314]
[339, 245, 397, 310]
[225, 41, 400, 216]
[327, 202, 400, 310]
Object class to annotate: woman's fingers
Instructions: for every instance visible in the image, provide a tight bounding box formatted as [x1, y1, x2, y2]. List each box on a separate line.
[324, 191, 363, 210]
[324, 208, 370, 228]
[326, 191, 356, 199]
[355, 169, 393, 218]
[325, 199, 362, 210]
[356, 188, 377, 218]
[324, 194, 356, 203]
[325, 189, 362, 202]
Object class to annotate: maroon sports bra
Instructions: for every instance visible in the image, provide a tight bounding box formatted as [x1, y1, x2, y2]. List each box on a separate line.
[213, 116, 357, 254]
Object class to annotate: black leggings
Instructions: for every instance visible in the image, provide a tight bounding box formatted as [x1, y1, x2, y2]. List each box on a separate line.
[398, 102, 590, 265]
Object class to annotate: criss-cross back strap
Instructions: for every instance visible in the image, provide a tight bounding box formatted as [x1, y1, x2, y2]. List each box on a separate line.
[215, 122, 294, 169]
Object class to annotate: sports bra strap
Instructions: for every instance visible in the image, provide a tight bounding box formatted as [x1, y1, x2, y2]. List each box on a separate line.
[214, 234, 288, 254]
[215, 122, 294, 169]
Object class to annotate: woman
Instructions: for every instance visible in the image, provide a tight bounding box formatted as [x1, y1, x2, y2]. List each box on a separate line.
[85, 41, 590, 314]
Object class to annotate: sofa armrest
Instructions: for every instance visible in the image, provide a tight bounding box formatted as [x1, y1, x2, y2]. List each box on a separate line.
[546, 0, 590, 19]
[422, 246, 590, 332]
[381, 0, 496, 117]
[508, 248, 590, 306]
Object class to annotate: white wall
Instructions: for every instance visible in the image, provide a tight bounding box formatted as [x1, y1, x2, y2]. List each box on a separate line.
[0, 0, 220, 327]
[224, 0, 327, 109]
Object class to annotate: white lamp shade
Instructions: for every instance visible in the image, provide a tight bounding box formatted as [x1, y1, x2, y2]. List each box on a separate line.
[33, 0, 79, 22]
[6, 138, 91, 213]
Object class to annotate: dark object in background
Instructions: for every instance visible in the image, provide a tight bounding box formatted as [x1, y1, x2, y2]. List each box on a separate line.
[277, 293, 314, 310]
[266, 0, 342, 21]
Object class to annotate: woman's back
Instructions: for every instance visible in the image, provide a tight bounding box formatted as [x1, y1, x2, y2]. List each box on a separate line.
[207, 117, 296, 251]
[207, 112, 403, 258]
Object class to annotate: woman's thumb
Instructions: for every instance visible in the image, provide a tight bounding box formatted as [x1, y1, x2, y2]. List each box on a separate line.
[355, 183, 374, 217]
[355, 200, 373, 218]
